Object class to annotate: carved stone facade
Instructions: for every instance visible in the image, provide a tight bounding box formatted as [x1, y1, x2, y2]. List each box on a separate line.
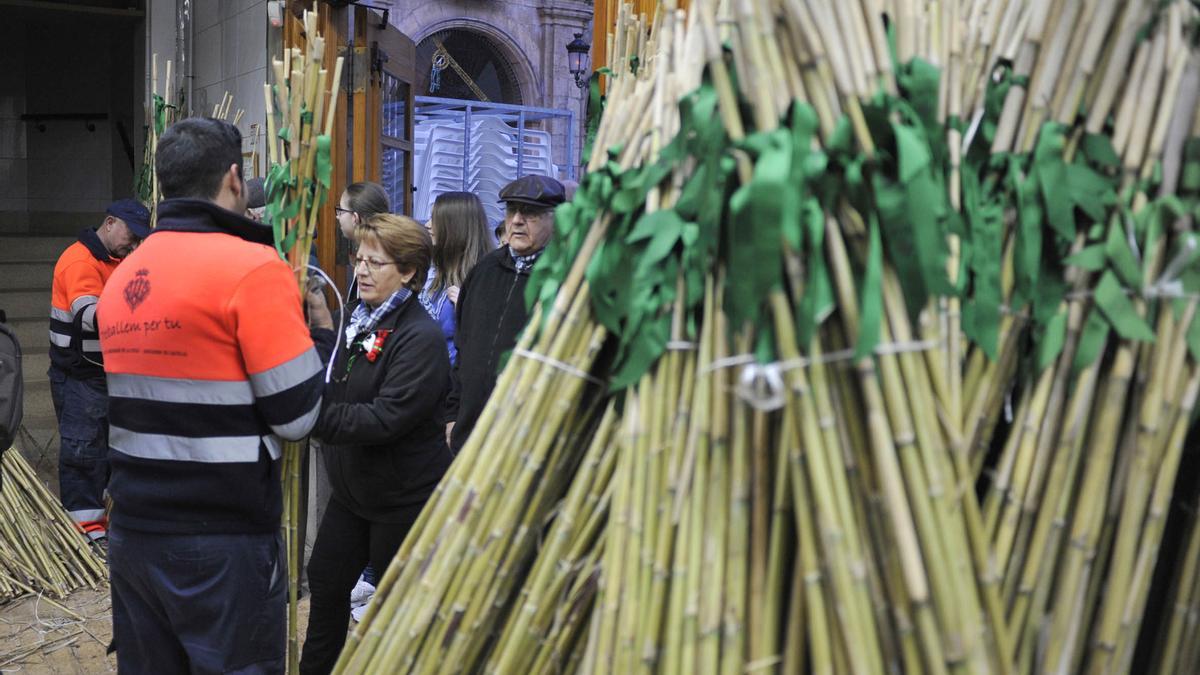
[390, 0, 593, 180]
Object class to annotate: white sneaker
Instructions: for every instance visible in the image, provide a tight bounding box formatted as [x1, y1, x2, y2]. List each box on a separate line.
[351, 602, 369, 623]
[349, 577, 376, 608]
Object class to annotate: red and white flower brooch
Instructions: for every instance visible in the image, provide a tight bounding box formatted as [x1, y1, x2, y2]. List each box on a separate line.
[360, 329, 393, 363]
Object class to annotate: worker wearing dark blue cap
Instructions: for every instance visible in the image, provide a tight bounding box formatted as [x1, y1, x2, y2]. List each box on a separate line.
[445, 174, 566, 453]
[48, 197, 151, 547]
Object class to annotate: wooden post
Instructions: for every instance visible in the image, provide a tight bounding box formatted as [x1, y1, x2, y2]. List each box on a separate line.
[352, 7, 370, 184]
[317, 7, 348, 297]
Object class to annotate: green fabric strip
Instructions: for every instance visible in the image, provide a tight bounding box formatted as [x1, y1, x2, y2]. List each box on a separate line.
[581, 72, 605, 165]
[1074, 306, 1110, 373]
[1037, 309, 1067, 371]
[856, 211, 885, 360]
[961, 162, 1003, 358]
[315, 135, 332, 189]
[1095, 270, 1156, 342]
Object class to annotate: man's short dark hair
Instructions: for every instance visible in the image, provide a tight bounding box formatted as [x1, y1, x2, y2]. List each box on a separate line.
[155, 118, 244, 200]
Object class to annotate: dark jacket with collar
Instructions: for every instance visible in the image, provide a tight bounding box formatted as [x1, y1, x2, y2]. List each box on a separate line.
[316, 294, 452, 522]
[447, 246, 533, 452]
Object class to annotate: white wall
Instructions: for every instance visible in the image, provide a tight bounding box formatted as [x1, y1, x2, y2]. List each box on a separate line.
[148, 0, 270, 177]
[195, 0, 269, 176]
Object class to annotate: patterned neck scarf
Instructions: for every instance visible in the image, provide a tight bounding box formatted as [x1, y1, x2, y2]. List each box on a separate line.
[344, 288, 411, 348]
[508, 247, 542, 273]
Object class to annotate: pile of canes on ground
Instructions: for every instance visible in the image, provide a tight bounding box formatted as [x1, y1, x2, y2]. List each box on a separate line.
[0, 450, 107, 612]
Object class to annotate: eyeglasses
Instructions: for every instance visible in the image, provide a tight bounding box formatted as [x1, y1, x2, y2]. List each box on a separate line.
[352, 256, 397, 273]
[334, 207, 354, 216]
[505, 203, 553, 218]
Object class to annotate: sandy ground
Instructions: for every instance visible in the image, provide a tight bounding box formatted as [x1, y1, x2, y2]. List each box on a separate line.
[0, 588, 315, 673]
[0, 589, 115, 675]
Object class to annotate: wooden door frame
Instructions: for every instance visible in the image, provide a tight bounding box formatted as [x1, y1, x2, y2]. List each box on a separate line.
[281, 1, 415, 296]
[368, 11, 416, 215]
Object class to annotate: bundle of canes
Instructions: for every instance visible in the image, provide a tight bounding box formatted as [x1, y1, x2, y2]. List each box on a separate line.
[136, 54, 184, 228]
[210, 91, 245, 126]
[336, 0, 1200, 673]
[950, 3, 1200, 673]
[261, 8, 344, 673]
[0, 451, 107, 615]
[330, 10, 675, 672]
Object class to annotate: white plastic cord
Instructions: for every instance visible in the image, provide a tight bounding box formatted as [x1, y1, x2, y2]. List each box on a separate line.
[511, 348, 605, 386]
[703, 339, 942, 411]
[302, 264, 347, 384]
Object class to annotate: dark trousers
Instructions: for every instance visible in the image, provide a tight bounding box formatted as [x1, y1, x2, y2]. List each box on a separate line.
[300, 497, 418, 675]
[108, 527, 286, 674]
[49, 366, 109, 537]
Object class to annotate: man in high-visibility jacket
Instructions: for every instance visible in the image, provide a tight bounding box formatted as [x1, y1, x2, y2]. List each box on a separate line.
[48, 198, 150, 543]
[97, 117, 333, 673]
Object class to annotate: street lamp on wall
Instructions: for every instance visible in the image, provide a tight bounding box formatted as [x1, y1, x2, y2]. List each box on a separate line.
[566, 32, 590, 90]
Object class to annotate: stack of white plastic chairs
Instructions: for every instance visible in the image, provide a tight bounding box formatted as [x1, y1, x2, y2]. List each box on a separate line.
[413, 115, 557, 227]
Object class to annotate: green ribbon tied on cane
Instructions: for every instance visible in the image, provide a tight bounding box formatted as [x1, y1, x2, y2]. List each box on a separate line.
[728, 128, 790, 339]
[580, 71, 605, 165]
[961, 160, 1004, 359]
[994, 123, 1118, 368]
[1171, 232, 1200, 362]
[1095, 270, 1156, 342]
[264, 163, 301, 259]
[856, 212, 885, 360]
[785, 103, 835, 348]
[525, 72, 733, 390]
[819, 57, 956, 357]
[315, 135, 333, 189]
[152, 94, 169, 136]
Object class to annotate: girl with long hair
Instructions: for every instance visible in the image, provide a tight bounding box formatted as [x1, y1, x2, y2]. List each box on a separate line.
[419, 191, 494, 364]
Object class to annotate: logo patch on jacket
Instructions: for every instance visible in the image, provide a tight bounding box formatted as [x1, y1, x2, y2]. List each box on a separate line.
[124, 268, 151, 312]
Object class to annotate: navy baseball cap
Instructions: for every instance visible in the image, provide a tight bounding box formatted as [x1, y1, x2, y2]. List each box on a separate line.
[498, 175, 566, 208]
[107, 199, 152, 238]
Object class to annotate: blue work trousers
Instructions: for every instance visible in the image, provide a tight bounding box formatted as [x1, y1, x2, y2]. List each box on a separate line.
[48, 366, 109, 536]
[108, 527, 287, 674]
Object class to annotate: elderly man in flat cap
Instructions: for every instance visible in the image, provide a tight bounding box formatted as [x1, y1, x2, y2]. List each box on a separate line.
[445, 174, 565, 452]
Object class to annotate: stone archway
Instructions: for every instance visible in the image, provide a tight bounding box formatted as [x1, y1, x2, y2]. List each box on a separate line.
[415, 27, 525, 105]
[410, 18, 540, 106]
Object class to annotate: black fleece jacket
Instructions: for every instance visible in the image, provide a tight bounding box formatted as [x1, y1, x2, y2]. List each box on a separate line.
[315, 294, 452, 522]
[447, 246, 533, 452]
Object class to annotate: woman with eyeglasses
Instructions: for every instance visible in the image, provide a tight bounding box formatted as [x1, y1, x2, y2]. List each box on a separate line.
[308, 181, 392, 607]
[333, 182, 390, 300]
[300, 214, 452, 675]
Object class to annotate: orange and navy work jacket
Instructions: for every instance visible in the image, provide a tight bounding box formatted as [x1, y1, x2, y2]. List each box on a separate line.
[97, 199, 325, 534]
[49, 229, 118, 379]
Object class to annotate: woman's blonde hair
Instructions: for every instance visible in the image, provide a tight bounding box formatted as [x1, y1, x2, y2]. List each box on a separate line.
[354, 214, 432, 293]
